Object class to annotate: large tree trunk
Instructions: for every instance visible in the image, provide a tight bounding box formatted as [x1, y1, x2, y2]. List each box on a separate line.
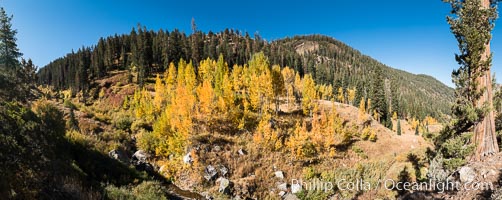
[473, 0, 499, 161]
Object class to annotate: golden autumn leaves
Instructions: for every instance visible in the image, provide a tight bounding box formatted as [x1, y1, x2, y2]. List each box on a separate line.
[126, 52, 354, 164]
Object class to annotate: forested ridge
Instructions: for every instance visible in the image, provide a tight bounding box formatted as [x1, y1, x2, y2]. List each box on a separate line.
[37, 26, 454, 121]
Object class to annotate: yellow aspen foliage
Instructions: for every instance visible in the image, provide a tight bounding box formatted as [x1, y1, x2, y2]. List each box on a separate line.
[337, 87, 344, 103]
[154, 74, 165, 113]
[361, 126, 371, 140]
[198, 58, 216, 83]
[184, 61, 197, 93]
[164, 62, 177, 100]
[423, 116, 438, 125]
[301, 74, 317, 116]
[217, 96, 226, 115]
[271, 65, 285, 113]
[248, 52, 270, 75]
[324, 84, 334, 100]
[248, 73, 261, 111]
[373, 110, 380, 122]
[214, 54, 229, 97]
[392, 112, 398, 120]
[122, 95, 129, 110]
[196, 79, 215, 118]
[410, 118, 420, 130]
[367, 98, 372, 114]
[62, 89, 72, 100]
[369, 130, 377, 142]
[220, 73, 234, 115]
[248, 65, 273, 115]
[358, 97, 366, 121]
[253, 113, 280, 150]
[287, 121, 309, 159]
[133, 88, 155, 122]
[165, 84, 195, 156]
[281, 66, 295, 108]
[347, 87, 356, 105]
[176, 59, 186, 86]
[98, 88, 106, 99]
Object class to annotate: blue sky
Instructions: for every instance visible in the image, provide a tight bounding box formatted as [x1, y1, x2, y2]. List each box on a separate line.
[2, 0, 502, 86]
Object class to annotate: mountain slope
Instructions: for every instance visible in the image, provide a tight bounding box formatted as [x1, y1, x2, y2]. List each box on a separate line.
[37, 29, 453, 120]
[273, 35, 454, 119]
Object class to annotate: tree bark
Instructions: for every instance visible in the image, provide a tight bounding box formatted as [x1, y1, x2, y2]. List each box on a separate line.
[473, 0, 499, 161]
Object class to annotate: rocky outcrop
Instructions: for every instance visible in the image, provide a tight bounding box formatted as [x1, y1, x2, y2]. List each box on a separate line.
[130, 150, 153, 173]
[274, 171, 284, 179]
[216, 177, 231, 194]
[204, 165, 218, 181]
[108, 149, 129, 164]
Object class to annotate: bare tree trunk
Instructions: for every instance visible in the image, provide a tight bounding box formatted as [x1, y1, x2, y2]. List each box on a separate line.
[473, 0, 499, 161]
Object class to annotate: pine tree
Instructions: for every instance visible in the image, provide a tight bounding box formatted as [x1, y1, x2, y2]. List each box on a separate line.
[20, 58, 37, 85]
[0, 7, 23, 100]
[0, 7, 22, 71]
[397, 120, 402, 135]
[371, 66, 390, 128]
[443, 0, 499, 160]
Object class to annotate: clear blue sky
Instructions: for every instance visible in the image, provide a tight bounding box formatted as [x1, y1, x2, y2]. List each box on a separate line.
[2, 0, 502, 87]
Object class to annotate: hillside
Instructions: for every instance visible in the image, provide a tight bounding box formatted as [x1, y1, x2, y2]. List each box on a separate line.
[36, 31, 454, 121]
[30, 50, 444, 199]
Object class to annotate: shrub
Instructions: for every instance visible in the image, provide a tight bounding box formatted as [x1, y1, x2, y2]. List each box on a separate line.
[361, 127, 371, 140]
[104, 181, 167, 200]
[351, 146, 368, 159]
[114, 115, 133, 131]
[104, 184, 134, 200]
[440, 133, 474, 171]
[64, 99, 77, 110]
[132, 181, 167, 200]
[303, 166, 318, 180]
[131, 119, 152, 133]
[302, 142, 318, 158]
[369, 131, 377, 142]
[136, 130, 158, 154]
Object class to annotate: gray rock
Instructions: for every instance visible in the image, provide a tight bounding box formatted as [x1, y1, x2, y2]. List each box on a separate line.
[132, 150, 148, 164]
[217, 177, 230, 194]
[238, 149, 246, 156]
[213, 145, 222, 152]
[277, 183, 287, 191]
[275, 171, 284, 179]
[108, 149, 128, 163]
[183, 152, 192, 164]
[201, 192, 213, 200]
[459, 166, 476, 183]
[284, 193, 300, 200]
[204, 165, 218, 181]
[291, 183, 302, 194]
[278, 191, 286, 197]
[219, 165, 229, 176]
[480, 167, 497, 179]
